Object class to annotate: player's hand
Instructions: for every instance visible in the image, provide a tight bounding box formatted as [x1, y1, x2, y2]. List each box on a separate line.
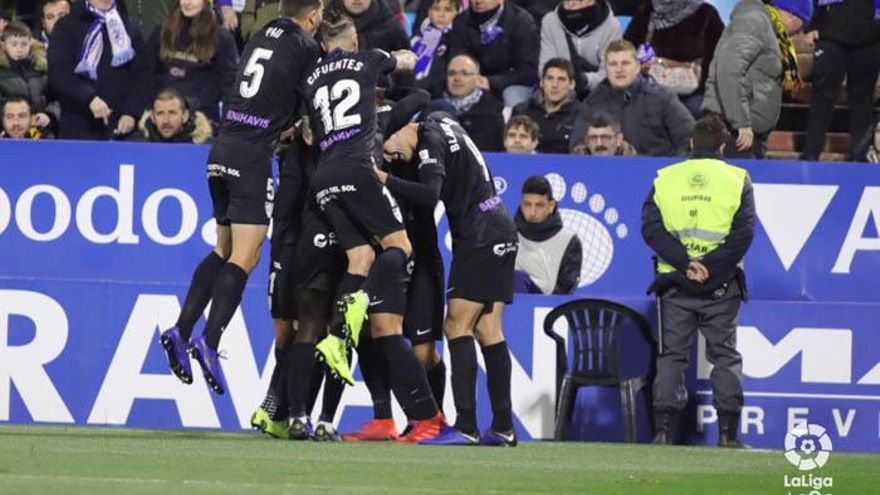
[34, 113, 51, 128]
[220, 6, 238, 31]
[476, 75, 490, 91]
[373, 165, 388, 184]
[392, 50, 417, 72]
[280, 126, 296, 143]
[116, 115, 135, 136]
[686, 261, 709, 283]
[736, 127, 754, 152]
[89, 96, 112, 125]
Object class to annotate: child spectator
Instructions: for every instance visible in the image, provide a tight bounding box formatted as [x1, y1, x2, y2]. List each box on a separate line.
[0, 21, 58, 134]
[504, 114, 540, 154]
[412, 0, 459, 82]
[146, 0, 238, 126]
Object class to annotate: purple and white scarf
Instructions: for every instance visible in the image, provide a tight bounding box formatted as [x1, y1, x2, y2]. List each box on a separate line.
[412, 18, 452, 80]
[75, 1, 135, 80]
[444, 88, 484, 115]
[479, 5, 504, 45]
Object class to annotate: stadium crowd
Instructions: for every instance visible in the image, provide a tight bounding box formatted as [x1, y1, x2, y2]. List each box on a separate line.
[0, 0, 878, 159]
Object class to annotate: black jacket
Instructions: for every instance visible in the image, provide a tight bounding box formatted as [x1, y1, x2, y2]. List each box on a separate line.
[329, 0, 409, 52]
[512, 94, 586, 154]
[0, 42, 60, 127]
[443, 91, 506, 152]
[510, 0, 558, 25]
[569, 74, 695, 156]
[129, 108, 213, 144]
[48, 2, 150, 140]
[810, 0, 880, 47]
[145, 19, 239, 124]
[427, 3, 539, 97]
[515, 207, 583, 294]
[640, 152, 756, 299]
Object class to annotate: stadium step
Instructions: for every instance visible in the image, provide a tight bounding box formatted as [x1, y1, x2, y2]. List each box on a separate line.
[767, 131, 851, 155]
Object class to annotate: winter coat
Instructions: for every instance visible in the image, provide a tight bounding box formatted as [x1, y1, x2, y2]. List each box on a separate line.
[131, 108, 213, 144]
[540, 2, 621, 93]
[329, 0, 410, 52]
[427, 3, 539, 98]
[701, 0, 783, 135]
[570, 74, 695, 156]
[455, 91, 506, 152]
[624, 3, 724, 93]
[511, 94, 587, 154]
[514, 206, 582, 295]
[48, 2, 151, 140]
[0, 39, 59, 122]
[145, 19, 239, 124]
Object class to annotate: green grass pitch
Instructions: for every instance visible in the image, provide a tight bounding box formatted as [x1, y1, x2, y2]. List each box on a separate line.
[0, 425, 876, 494]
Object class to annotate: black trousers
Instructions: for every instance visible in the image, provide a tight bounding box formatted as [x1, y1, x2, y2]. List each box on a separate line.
[802, 39, 880, 160]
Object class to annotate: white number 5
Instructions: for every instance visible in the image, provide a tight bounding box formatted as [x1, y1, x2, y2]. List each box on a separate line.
[239, 48, 273, 99]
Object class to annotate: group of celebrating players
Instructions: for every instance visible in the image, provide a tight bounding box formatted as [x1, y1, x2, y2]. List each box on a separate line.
[157, 0, 519, 447]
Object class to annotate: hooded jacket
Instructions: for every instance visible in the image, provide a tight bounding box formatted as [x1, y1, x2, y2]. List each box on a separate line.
[0, 39, 60, 122]
[132, 108, 212, 144]
[48, 1, 150, 140]
[514, 206, 582, 295]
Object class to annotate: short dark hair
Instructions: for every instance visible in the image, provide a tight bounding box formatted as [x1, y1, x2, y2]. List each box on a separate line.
[506, 115, 539, 142]
[522, 175, 553, 200]
[319, 10, 355, 42]
[153, 88, 188, 111]
[587, 111, 621, 133]
[431, 0, 462, 8]
[280, 0, 322, 19]
[2, 21, 31, 41]
[542, 57, 575, 80]
[3, 96, 33, 115]
[41, 0, 70, 17]
[692, 113, 729, 152]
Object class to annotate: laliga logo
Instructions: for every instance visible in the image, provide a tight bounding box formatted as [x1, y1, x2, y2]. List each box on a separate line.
[544, 173, 629, 286]
[785, 423, 833, 471]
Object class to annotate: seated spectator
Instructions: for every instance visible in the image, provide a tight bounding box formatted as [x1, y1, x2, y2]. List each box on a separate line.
[429, 0, 539, 109]
[38, 0, 71, 47]
[412, 0, 458, 83]
[239, 0, 280, 42]
[124, 0, 237, 36]
[330, 0, 410, 52]
[132, 88, 212, 143]
[860, 120, 880, 164]
[568, 40, 694, 156]
[514, 175, 582, 295]
[146, 0, 238, 126]
[1, 96, 44, 139]
[48, 0, 150, 140]
[511, 57, 586, 154]
[503, 114, 539, 154]
[702, 0, 810, 159]
[624, 0, 724, 117]
[571, 111, 637, 156]
[539, 0, 621, 99]
[428, 53, 505, 151]
[0, 21, 58, 134]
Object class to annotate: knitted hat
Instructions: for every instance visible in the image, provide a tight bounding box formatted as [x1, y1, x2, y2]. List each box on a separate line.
[773, 0, 813, 23]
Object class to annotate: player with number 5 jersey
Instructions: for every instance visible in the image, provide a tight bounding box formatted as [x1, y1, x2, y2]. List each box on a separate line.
[157, 0, 324, 398]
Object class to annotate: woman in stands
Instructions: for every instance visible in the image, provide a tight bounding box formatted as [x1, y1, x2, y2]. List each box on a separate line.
[146, 0, 238, 128]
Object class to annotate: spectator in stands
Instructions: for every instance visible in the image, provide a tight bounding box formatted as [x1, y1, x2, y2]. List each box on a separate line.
[503, 114, 539, 154]
[702, 0, 811, 159]
[430, 0, 539, 109]
[49, 0, 150, 140]
[569, 40, 694, 156]
[571, 111, 637, 155]
[1, 96, 44, 139]
[0, 21, 58, 135]
[801, 0, 880, 161]
[411, 0, 458, 83]
[239, 0, 280, 41]
[132, 87, 212, 143]
[514, 175, 582, 295]
[123, 0, 237, 36]
[38, 0, 71, 47]
[330, 0, 410, 52]
[430, 53, 505, 151]
[539, 0, 621, 100]
[624, 0, 724, 117]
[512, 57, 586, 154]
[146, 0, 238, 126]
[863, 120, 880, 163]
[510, 0, 557, 26]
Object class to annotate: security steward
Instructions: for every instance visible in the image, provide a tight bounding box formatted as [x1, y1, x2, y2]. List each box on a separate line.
[640, 114, 756, 448]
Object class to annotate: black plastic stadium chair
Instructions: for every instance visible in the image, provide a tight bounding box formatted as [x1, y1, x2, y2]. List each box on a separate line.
[543, 298, 655, 442]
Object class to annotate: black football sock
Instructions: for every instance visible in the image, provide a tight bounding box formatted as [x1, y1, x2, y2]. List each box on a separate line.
[287, 342, 317, 418]
[482, 341, 513, 432]
[319, 346, 351, 423]
[328, 273, 366, 338]
[376, 335, 438, 421]
[202, 263, 248, 350]
[306, 353, 324, 417]
[426, 359, 447, 414]
[261, 339, 292, 420]
[449, 336, 478, 434]
[358, 334, 392, 419]
[176, 251, 225, 340]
